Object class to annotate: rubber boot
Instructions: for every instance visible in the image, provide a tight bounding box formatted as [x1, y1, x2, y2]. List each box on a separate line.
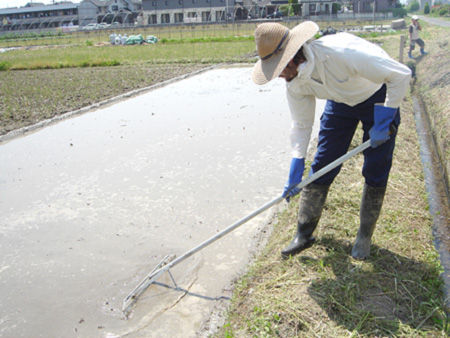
[351, 184, 386, 260]
[281, 183, 330, 257]
[408, 51, 413, 59]
[420, 48, 428, 55]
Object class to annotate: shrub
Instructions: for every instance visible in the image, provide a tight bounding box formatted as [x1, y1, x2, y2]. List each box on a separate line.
[0, 61, 11, 71]
[279, 4, 290, 15]
[408, 0, 420, 12]
[392, 7, 407, 17]
[431, 5, 442, 13]
[439, 7, 449, 15]
[424, 2, 430, 14]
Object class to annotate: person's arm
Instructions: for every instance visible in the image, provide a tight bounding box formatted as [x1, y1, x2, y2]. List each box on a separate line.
[287, 91, 316, 159]
[282, 91, 316, 200]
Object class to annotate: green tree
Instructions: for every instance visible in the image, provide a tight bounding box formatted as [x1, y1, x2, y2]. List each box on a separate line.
[288, 0, 300, 15]
[408, 0, 420, 12]
[293, 0, 300, 15]
[424, 2, 430, 13]
[392, 2, 407, 18]
[279, 4, 290, 16]
[332, 3, 341, 14]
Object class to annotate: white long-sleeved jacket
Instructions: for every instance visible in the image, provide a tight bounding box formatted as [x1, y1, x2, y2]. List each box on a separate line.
[287, 32, 412, 159]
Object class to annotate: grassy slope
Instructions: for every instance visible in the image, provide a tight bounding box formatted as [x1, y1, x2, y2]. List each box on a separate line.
[214, 22, 450, 338]
[412, 24, 450, 194]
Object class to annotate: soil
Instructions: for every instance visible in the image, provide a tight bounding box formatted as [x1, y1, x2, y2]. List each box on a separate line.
[0, 64, 211, 137]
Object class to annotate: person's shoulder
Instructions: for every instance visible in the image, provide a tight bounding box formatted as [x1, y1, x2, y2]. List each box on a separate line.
[314, 32, 361, 46]
[312, 33, 372, 58]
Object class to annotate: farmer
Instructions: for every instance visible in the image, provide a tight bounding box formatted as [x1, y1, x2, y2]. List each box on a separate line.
[408, 15, 428, 59]
[252, 22, 411, 259]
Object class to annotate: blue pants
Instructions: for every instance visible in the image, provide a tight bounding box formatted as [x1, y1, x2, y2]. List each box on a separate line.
[310, 85, 400, 188]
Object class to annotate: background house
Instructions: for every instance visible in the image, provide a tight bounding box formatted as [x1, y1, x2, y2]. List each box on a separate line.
[1, 0, 399, 32]
[78, 0, 142, 25]
[0, 2, 78, 31]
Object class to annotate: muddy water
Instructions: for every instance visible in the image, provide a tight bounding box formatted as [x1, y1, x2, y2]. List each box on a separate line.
[0, 66, 324, 338]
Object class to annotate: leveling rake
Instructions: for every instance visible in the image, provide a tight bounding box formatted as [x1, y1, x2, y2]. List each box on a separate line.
[122, 139, 372, 314]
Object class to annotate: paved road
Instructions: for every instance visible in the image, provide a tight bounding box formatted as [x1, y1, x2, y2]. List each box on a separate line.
[415, 15, 450, 28]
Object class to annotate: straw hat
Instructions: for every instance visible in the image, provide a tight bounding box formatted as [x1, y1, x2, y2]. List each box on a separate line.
[411, 15, 419, 20]
[252, 21, 319, 85]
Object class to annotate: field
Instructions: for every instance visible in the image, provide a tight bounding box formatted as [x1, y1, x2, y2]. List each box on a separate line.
[0, 35, 254, 135]
[1, 18, 450, 337]
[0, 19, 393, 136]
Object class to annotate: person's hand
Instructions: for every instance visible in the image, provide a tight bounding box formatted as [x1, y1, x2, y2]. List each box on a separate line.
[369, 105, 398, 148]
[282, 158, 305, 202]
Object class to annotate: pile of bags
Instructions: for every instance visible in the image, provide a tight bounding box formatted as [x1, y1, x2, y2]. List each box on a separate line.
[110, 33, 159, 45]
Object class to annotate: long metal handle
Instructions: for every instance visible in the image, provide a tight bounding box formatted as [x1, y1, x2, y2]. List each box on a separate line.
[122, 140, 371, 313]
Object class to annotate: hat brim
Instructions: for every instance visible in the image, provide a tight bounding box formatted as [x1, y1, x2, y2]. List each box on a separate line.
[252, 21, 319, 85]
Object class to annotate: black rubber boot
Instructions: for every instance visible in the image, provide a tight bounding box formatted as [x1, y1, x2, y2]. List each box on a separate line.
[351, 184, 386, 260]
[281, 183, 330, 257]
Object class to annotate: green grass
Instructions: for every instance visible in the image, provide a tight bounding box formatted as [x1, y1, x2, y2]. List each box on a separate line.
[215, 99, 449, 337]
[0, 39, 256, 70]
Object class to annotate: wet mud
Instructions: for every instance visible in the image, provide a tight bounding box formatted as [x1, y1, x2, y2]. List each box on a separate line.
[0, 66, 324, 337]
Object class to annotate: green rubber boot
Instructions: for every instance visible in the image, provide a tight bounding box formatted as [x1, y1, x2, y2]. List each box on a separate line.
[351, 184, 386, 260]
[281, 183, 330, 257]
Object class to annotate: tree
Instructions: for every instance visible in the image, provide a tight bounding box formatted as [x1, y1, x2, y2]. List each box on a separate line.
[392, 2, 407, 18]
[288, 0, 300, 15]
[424, 2, 430, 13]
[279, 4, 290, 16]
[332, 3, 341, 14]
[408, 0, 420, 12]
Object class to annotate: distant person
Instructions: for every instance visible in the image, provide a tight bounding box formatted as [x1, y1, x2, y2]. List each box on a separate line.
[408, 15, 428, 59]
[251, 22, 411, 260]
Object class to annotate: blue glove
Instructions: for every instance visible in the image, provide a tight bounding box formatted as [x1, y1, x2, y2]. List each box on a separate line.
[282, 158, 305, 202]
[369, 105, 398, 148]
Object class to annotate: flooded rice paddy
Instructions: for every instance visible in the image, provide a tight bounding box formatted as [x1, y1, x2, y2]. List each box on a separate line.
[0, 66, 323, 337]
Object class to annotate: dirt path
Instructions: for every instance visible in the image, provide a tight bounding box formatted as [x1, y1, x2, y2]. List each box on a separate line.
[417, 15, 450, 28]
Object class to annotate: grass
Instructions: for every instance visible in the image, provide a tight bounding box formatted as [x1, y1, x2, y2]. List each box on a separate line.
[411, 24, 450, 191]
[214, 94, 449, 338]
[0, 38, 256, 71]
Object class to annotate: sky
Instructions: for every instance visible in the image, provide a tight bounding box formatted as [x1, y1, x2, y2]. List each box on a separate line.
[0, 0, 80, 9]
